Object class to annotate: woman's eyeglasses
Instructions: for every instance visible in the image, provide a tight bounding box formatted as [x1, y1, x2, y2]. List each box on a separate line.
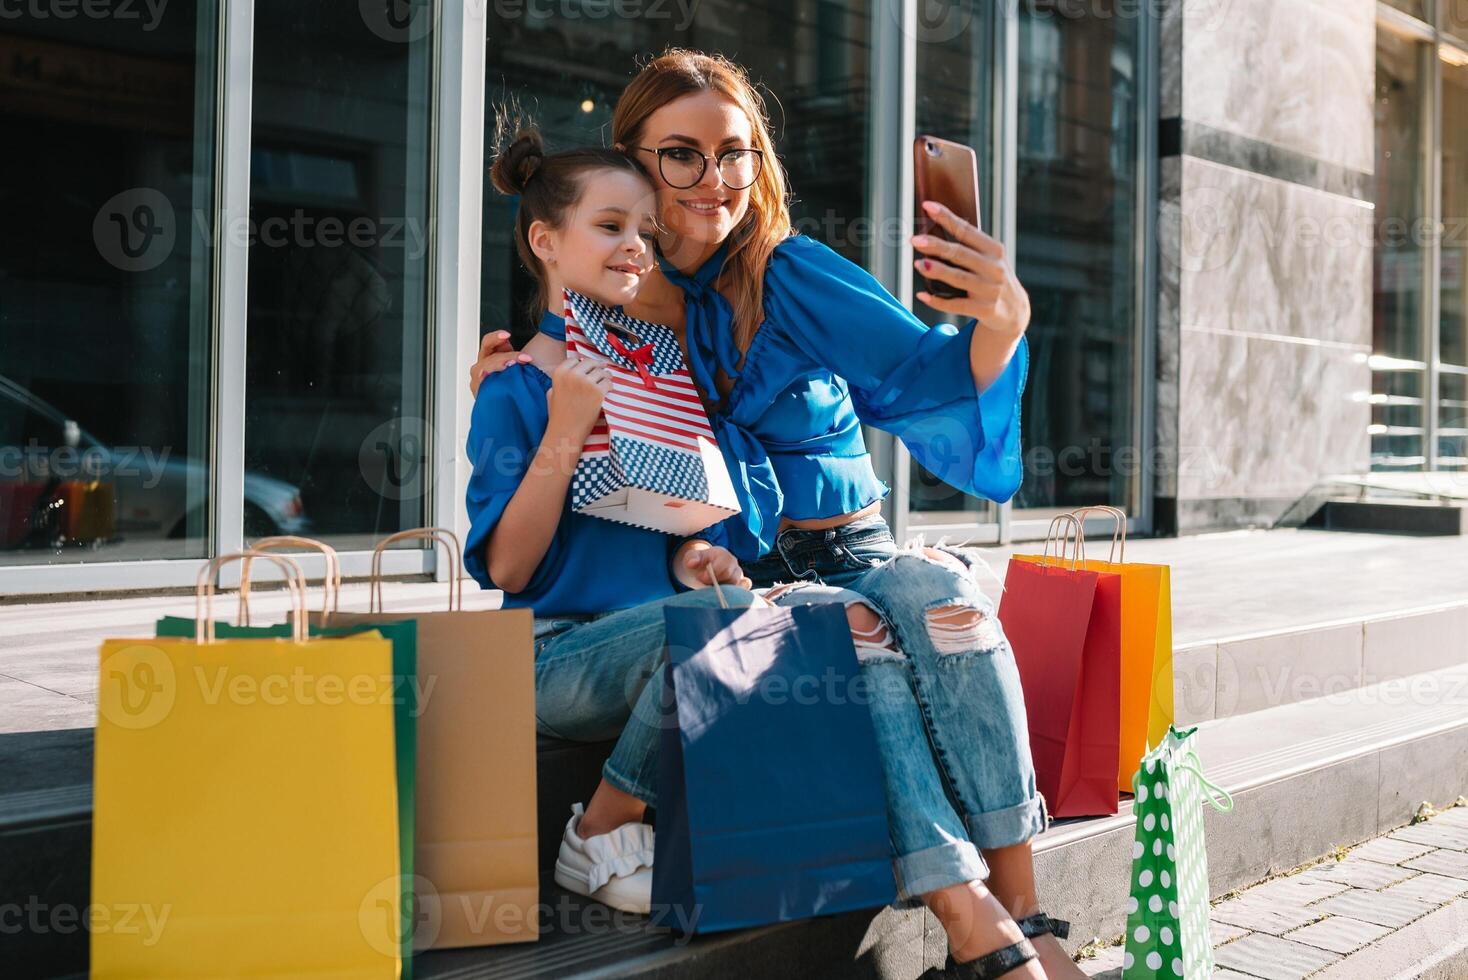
[632, 145, 764, 190]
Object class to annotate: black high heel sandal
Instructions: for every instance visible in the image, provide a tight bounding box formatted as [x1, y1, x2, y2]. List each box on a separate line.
[920, 913, 1071, 978]
[1017, 912, 1071, 941]
[921, 939, 1039, 979]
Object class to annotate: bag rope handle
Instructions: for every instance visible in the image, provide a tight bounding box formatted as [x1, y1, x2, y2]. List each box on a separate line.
[1128, 750, 1235, 814]
[370, 527, 462, 613]
[1040, 513, 1085, 571]
[1178, 751, 1235, 813]
[238, 536, 341, 624]
[1069, 505, 1127, 564]
[195, 552, 307, 645]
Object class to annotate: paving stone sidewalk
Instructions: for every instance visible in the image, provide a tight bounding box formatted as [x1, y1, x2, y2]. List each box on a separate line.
[1079, 803, 1468, 979]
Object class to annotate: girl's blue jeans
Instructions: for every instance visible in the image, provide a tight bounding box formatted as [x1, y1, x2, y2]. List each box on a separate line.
[532, 516, 1045, 905]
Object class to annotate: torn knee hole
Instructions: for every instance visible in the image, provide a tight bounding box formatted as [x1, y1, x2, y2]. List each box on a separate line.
[926, 603, 990, 656]
[762, 582, 802, 603]
[845, 603, 900, 660]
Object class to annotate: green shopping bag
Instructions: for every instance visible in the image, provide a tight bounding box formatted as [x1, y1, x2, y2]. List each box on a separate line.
[155, 612, 419, 977]
[1123, 725, 1233, 980]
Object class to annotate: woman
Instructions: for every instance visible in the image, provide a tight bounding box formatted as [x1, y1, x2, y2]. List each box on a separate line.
[472, 51, 1076, 980]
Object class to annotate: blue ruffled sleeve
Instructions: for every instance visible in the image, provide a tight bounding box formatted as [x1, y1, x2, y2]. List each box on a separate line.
[762, 236, 1029, 503]
[462, 371, 539, 590]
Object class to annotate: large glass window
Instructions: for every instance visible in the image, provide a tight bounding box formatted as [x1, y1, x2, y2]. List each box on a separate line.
[243, 0, 434, 549]
[1011, 0, 1145, 516]
[1384, 0, 1431, 21]
[479, 0, 872, 347]
[908, 0, 996, 518]
[1440, 57, 1468, 468]
[1373, 28, 1430, 470]
[1449, 0, 1468, 40]
[1372, 8, 1468, 473]
[0, 2, 218, 565]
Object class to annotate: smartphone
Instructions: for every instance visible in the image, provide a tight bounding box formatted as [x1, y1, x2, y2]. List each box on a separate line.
[913, 135, 981, 300]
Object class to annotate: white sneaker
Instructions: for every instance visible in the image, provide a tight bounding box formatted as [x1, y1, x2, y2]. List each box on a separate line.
[552, 802, 655, 914]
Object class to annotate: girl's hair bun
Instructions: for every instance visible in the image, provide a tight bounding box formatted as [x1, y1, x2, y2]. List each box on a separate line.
[490, 127, 545, 196]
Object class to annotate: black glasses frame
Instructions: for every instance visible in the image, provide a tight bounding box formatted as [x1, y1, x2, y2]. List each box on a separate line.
[632, 145, 765, 190]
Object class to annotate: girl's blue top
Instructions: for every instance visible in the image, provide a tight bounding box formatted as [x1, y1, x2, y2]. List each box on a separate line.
[463, 361, 681, 616]
[661, 234, 1029, 561]
[536, 307, 566, 340]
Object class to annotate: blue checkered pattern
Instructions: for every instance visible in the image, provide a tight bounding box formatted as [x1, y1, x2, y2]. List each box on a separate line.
[612, 436, 710, 501]
[570, 454, 625, 510]
[570, 437, 715, 520]
[565, 290, 684, 375]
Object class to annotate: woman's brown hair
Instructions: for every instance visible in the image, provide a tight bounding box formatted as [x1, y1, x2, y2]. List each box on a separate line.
[488, 114, 649, 318]
[612, 48, 792, 357]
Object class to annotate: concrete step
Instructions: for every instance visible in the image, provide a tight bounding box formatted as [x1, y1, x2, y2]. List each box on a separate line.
[1, 728, 939, 980]
[11, 659, 1468, 977]
[1172, 599, 1468, 725]
[1034, 660, 1468, 949]
[6, 583, 1466, 739]
[1309, 498, 1468, 536]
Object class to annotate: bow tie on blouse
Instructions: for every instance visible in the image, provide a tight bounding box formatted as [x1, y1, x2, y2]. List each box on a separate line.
[655, 242, 747, 400]
[656, 242, 783, 561]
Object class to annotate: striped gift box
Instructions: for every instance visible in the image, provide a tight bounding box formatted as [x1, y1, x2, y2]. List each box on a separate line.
[562, 288, 741, 536]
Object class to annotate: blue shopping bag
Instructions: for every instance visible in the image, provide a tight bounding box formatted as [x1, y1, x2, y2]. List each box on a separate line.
[651, 594, 896, 933]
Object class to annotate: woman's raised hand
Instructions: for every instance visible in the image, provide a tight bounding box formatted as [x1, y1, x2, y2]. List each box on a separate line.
[468, 330, 534, 396]
[546, 355, 612, 439]
[911, 200, 1031, 339]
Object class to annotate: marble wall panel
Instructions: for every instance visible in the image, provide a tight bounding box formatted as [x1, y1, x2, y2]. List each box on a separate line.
[1179, 0, 1375, 174]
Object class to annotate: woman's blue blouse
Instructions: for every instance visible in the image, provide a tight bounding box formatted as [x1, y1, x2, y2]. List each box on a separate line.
[661, 234, 1029, 561]
[463, 363, 680, 615]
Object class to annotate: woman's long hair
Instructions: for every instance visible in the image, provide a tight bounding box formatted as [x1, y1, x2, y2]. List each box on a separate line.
[612, 48, 792, 358]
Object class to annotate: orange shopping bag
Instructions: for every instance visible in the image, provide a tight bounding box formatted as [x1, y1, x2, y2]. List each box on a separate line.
[1012, 506, 1174, 792]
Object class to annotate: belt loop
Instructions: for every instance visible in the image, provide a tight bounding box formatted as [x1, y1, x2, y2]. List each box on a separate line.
[775, 529, 801, 581]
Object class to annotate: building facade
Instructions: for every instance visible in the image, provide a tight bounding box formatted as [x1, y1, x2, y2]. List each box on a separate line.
[0, 0, 1463, 595]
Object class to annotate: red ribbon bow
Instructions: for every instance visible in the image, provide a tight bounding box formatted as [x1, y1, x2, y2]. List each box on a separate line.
[604, 331, 659, 391]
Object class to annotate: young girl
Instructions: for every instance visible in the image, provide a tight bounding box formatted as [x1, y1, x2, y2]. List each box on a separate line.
[466, 124, 753, 915]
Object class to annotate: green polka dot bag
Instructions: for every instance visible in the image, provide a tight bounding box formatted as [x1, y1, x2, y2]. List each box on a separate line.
[1122, 725, 1233, 979]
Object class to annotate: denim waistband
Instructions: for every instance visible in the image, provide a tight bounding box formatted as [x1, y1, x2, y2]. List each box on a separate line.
[774, 513, 891, 553]
[745, 513, 897, 586]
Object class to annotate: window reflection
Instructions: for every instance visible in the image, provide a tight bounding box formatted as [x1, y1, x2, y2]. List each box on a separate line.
[243, 0, 434, 549]
[1012, 0, 1143, 514]
[908, 0, 996, 518]
[479, 0, 872, 347]
[1439, 58, 1468, 468]
[0, 2, 220, 563]
[1373, 30, 1429, 470]
[1447, 0, 1468, 38]
[1381, 0, 1430, 23]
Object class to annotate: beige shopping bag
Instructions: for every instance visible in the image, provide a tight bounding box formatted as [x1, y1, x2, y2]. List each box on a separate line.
[304, 527, 539, 950]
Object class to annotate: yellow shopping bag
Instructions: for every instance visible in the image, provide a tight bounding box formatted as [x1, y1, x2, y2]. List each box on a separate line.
[1013, 507, 1174, 793]
[93, 553, 404, 978]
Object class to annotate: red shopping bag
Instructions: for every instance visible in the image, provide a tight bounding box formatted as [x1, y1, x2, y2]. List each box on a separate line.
[998, 523, 1122, 817]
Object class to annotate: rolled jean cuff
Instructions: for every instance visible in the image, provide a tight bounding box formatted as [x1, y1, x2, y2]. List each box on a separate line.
[892, 839, 990, 904]
[963, 794, 1046, 849]
[601, 759, 656, 807]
